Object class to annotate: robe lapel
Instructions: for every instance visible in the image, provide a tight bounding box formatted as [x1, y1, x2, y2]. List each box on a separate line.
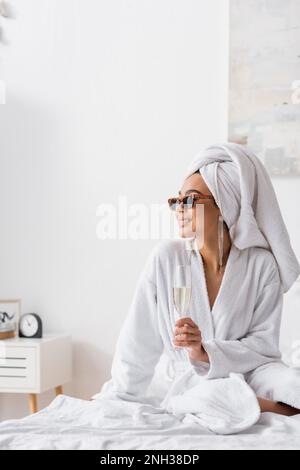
[190, 242, 240, 341]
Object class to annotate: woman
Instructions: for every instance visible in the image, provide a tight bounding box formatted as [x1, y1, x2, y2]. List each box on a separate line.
[97, 142, 300, 434]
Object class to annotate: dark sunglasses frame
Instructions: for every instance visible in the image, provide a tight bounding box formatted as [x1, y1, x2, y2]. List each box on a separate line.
[168, 193, 214, 211]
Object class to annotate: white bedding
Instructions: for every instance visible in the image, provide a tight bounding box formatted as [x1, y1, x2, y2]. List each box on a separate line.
[0, 394, 300, 450]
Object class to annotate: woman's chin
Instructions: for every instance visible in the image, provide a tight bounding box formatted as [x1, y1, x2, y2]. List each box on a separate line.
[178, 224, 194, 238]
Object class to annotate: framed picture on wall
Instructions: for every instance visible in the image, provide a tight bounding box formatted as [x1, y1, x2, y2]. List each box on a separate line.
[229, 0, 300, 177]
[0, 299, 21, 340]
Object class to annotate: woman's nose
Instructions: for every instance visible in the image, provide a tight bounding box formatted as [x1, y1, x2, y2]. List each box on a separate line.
[176, 200, 185, 211]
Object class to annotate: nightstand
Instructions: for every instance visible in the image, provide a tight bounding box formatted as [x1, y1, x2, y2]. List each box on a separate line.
[0, 334, 72, 414]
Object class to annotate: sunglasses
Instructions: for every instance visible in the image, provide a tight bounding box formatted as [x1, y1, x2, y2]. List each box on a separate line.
[168, 193, 214, 211]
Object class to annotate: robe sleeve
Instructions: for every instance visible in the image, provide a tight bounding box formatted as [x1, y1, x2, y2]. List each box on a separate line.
[109, 248, 164, 401]
[189, 277, 284, 380]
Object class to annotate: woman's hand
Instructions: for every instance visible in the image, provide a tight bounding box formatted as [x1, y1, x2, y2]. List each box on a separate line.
[172, 317, 209, 363]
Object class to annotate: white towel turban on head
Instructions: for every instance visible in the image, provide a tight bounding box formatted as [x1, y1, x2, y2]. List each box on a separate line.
[184, 142, 300, 293]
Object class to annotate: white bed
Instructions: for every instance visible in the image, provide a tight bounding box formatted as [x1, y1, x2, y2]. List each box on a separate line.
[0, 393, 300, 450]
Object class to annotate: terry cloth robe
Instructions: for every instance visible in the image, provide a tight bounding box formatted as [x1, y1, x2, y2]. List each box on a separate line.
[94, 238, 300, 435]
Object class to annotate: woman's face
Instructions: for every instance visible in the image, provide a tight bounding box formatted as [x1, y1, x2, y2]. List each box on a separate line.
[176, 172, 220, 239]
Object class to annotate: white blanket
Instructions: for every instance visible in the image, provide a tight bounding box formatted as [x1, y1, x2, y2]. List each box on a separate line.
[1, 394, 300, 450]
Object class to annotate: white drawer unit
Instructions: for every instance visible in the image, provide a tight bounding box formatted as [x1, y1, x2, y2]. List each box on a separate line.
[0, 335, 72, 414]
[0, 346, 37, 390]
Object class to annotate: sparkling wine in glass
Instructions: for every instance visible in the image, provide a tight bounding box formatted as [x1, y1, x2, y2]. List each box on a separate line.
[173, 265, 192, 319]
[173, 264, 193, 356]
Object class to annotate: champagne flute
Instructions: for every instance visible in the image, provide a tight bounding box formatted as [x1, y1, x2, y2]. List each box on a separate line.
[173, 265, 192, 352]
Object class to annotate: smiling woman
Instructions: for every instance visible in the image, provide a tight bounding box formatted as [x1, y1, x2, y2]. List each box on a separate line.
[168, 171, 232, 320]
[169, 172, 229, 268]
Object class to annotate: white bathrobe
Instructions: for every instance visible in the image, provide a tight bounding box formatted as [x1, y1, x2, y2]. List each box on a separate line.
[95, 238, 300, 435]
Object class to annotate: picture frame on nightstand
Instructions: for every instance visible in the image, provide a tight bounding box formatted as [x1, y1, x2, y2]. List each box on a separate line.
[0, 299, 21, 340]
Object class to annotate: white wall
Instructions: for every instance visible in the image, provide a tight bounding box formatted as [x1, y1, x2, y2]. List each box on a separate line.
[0, 0, 229, 420]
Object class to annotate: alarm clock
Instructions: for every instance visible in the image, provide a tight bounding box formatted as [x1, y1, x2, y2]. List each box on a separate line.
[19, 313, 43, 338]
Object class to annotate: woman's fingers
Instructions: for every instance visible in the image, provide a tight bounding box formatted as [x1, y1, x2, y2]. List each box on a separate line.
[173, 339, 200, 347]
[173, 317, 202, 348]
[175, 317, 197, 328]
[174, 324, 199, 336]
[173, 333, 201, 343]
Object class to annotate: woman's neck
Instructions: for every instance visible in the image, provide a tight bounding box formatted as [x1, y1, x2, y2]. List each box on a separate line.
[196, 226, 232, 274]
